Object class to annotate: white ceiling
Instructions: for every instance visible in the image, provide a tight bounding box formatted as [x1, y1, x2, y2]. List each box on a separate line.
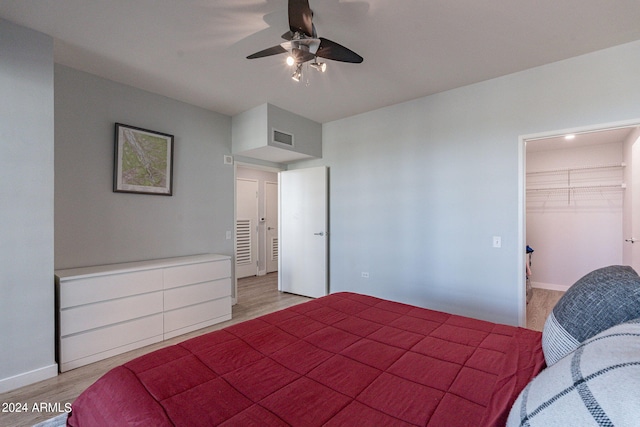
[526, 126, 638, 152]
[2, 0, 640, 124]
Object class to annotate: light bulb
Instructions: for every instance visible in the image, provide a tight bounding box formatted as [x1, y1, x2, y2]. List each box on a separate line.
[286, 55, 295, 66]
[310, 62, 326, 72]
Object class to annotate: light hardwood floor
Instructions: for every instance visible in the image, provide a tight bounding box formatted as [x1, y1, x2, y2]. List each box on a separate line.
[526, 287, 565, 332]
[1, 275, 560, 427]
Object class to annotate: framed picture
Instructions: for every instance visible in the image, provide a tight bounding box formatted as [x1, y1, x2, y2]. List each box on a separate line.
[113, 123, 174, 195]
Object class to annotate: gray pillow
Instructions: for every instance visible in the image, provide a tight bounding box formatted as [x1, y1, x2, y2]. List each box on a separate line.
[542, 265, 640, 366]
[508, 318, 640, 426]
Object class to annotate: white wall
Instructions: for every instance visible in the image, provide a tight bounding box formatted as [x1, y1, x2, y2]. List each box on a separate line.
[0, 20, 57, 392]
[292, 40, 640, 326]
[527, 143, 624, 290]
[54, 65, 235, 269]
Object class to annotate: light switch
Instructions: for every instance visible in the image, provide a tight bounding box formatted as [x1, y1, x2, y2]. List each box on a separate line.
[493, 236, 501, 248]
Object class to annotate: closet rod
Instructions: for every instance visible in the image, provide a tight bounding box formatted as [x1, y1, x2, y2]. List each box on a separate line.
[527, 162, 626, 175]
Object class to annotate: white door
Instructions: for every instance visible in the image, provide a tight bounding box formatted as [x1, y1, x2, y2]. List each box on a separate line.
[279, 166, 328, 298]
[631, 134, 640, 272]
[236, 178, 258, 278]
[265, 181, 279, 273]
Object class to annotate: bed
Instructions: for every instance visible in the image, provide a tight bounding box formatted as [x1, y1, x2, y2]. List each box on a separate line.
[67, 292, 545, 426]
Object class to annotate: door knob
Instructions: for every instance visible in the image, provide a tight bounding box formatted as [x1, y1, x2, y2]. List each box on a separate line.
[314, 232, 324, 236]
[626, 238, 637, 243]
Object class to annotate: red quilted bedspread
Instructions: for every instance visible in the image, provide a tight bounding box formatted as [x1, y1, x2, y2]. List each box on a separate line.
[67, 292, 544, 426]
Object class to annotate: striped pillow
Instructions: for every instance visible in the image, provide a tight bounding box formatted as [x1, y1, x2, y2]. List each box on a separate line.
[542, 265, 640, 366]
[508, 319, 640, 427]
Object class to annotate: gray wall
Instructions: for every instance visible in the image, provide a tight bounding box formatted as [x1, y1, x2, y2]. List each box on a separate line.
[232, 103, 322, 158]
[0, 20, 56, 391]
[268, 103, 322, 157]
[232, 103, 268, 153]
[293, 40, 640, 326]
[55, 65, 234, 269]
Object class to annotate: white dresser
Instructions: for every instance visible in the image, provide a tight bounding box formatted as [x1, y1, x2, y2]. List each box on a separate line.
[55, 254, 232, 372]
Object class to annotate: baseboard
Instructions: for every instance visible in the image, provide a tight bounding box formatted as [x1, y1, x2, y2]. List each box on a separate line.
[531, 281, 570, 292]
[0, 363, 58, 393]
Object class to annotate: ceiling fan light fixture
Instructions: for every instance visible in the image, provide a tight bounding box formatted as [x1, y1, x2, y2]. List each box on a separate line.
[310, 61, 326, 72]
[292, 63, 302, 82]
[246, 0, 363, 83]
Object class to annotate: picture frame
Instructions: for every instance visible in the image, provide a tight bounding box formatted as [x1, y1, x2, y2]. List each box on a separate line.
[113, 123, 174, 195]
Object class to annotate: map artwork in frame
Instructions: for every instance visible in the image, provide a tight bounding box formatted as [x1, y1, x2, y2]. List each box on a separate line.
[113, 123, 174, 195]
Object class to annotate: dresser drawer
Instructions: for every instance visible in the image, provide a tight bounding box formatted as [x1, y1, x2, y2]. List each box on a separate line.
[60, 291, 163, 336]
[163, 260, 230, 290]
[164, 278, 231, 311]
[60, 314, 163, 369]
[164, 297, 232, 338]
[59, 269, 163, 308]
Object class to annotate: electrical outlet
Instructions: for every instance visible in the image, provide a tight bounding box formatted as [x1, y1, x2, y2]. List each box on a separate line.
[361, 272, 369, 278]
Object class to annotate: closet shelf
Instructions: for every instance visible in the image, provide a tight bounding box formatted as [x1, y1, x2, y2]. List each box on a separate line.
[526, 163, 625, 204]
[526, 163, 625, 175]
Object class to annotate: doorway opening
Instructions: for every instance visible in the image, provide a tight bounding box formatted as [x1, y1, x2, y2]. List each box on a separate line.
[520, 120, 640, 326]
[234, 162, 283, 302]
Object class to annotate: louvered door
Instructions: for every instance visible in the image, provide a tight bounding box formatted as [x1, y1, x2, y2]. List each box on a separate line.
[236, 178, 258, 278]
[265, 181, 279, 273]
[236, 219, 252, 264]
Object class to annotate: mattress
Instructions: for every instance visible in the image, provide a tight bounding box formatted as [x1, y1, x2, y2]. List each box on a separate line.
[67, 292, 544, 426]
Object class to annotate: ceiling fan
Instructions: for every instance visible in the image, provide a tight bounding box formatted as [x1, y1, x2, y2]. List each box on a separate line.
[247, 0, 363, 82]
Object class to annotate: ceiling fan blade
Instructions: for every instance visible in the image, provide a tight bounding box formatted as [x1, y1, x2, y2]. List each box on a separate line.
[288, 0, 314, 37]
[316, 37, 363, 63]
[281, 31, 293, 41]
[247, 45, 287, 59]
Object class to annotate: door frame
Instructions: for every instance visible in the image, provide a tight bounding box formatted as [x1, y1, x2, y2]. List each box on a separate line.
[233, 161, 284, 304]
[518, 117, 640, 326]
[629, 129, 640, 273]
